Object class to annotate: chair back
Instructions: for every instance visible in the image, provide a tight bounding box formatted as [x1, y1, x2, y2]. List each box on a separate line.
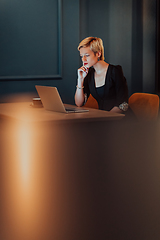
[84, 94, 99, 109]
[128, 93, 159, 121]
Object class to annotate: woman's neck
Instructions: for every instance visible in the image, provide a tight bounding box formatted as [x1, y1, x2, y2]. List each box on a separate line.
[93, 61, 109, 74]
[93, 61, 109, 88]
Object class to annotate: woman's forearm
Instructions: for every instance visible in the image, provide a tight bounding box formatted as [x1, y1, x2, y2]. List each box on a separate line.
[75, 87, 85, 107]
[75, 76, 86, 107]
[110, 106, 123, 114]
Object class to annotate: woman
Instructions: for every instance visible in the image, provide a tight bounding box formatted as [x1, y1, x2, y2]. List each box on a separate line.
[75, 37, 128, 113]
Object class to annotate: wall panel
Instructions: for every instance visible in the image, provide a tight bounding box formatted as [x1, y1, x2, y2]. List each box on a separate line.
[79, 0, 157, 96]
[143, 0, 157, 93]
[0, 0, 80, 105]
[0, 0, 158, 103]
[0, 0, 62, 80]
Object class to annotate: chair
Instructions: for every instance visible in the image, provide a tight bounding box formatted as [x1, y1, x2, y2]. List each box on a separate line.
[84, 94, 99, 109]
[128, 93, 159, 121]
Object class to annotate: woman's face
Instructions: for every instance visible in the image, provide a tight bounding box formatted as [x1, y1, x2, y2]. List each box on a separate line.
[79, 47, 99, 68]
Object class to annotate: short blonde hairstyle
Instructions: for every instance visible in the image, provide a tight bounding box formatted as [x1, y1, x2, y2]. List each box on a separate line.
[78, 37, 104, 61]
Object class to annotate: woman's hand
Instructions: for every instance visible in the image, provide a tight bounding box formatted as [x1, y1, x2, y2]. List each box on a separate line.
[75, 66, 89, 107]
[77, 66, 89, 84]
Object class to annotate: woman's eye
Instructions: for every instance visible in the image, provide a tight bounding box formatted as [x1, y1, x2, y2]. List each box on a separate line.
[80, 54, 89, 58]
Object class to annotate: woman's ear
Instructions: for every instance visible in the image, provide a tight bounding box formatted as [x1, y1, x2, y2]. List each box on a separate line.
[96, 51, 101, 58]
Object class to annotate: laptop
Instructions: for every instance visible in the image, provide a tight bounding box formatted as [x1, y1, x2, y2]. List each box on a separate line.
[35, 85, 89, 113]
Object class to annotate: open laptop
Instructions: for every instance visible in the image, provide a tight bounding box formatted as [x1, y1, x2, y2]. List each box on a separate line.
[35, 85, 89, 113]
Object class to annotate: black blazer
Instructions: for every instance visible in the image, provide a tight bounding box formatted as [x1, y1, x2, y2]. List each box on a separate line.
[83, 64, 128, 111]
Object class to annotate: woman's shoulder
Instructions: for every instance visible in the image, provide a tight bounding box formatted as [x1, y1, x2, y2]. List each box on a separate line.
[109, 64, 123, 71]
[108, 64, 124, 77]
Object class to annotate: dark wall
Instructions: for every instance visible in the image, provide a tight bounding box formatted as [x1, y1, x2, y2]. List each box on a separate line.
[0, 0, 158, 103]
[0, 0, 80, 104]
[80, 0, 157, 95]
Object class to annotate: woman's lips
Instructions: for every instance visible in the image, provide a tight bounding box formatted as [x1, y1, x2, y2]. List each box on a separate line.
[84, 63, 88, 66]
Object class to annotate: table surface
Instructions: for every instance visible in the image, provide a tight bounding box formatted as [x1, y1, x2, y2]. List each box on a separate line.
[0, 102, 125, 123]
[1, 102, 160, 240]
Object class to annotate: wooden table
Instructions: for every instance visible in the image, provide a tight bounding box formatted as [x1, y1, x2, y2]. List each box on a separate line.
[0, 102, 124, 123]
[1, 102, 160, 240]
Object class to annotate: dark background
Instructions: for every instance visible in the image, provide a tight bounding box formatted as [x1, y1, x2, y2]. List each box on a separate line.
[0, 1, 160, 238]
[0, 0, 159, 104]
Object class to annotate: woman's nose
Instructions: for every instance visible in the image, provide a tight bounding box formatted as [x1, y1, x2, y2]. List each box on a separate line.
[82, 56, 87, 62]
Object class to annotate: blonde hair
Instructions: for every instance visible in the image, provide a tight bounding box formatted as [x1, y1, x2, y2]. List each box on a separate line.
[78, 37, 104, 61]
